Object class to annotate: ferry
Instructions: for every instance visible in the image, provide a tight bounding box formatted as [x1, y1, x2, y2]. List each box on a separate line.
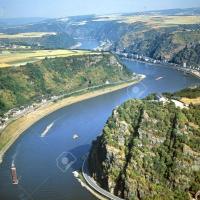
[11, 163, 19, 185]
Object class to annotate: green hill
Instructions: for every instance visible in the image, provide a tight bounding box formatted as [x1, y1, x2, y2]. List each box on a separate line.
[120, 29, 200, 65]
[89, 91, 200, 200]
[0, 32, 75, 49]
[0, 52, 133, 116]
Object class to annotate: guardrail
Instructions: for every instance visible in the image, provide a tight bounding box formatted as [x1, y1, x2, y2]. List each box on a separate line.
[82, 156, 124, 200]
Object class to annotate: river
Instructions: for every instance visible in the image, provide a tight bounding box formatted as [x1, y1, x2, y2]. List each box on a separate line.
[0, 40, 200, 200]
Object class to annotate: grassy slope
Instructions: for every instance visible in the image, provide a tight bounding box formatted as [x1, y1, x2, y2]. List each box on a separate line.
[0, 80, 138, 158]
[0, 52, 132, 116]
[173, 87, 200, 105]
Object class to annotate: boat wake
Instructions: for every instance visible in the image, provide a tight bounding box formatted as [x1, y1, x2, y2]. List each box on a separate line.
[40, 122, 54, 138]
[11, 143, 20, 166]
[155, 76, 163, 81]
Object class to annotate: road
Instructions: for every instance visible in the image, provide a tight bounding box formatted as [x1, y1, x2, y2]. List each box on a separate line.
[82, 156, 124, 200]
[0, 78, 137, 133]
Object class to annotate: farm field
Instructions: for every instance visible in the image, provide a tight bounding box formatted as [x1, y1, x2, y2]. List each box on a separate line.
[121, 15, 200, 27]
[181, 97, 200, 105]
[94, 14, 200, 28]
[0, 49, 100, 68]
[0, 32, 56, 39]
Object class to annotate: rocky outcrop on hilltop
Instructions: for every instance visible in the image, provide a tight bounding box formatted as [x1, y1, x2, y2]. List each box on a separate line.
[89, 98, 200, 200]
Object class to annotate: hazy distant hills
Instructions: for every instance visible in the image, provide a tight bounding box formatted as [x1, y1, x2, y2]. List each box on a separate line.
[1, 7, 200, 33]
[0, 17, 47, 27]
[1, 7, 200, 67]
[123, 7, 200, 16]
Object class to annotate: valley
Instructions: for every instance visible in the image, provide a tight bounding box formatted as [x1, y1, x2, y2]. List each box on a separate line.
[1, 8, 200, 75]
[0, 6, 200, 200]
[1, 55, 200, 200]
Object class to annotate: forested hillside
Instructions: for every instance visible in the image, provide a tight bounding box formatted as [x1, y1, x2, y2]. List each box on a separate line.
[0, 52, 133, 116]
[0, 32, 75, 49]
[89, 92, 200, 200]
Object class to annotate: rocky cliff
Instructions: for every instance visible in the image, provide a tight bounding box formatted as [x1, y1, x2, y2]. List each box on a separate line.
[89, 97, 200, 200]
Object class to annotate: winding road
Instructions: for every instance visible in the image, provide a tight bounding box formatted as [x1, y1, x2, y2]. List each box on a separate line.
[82, 156, 124, 200]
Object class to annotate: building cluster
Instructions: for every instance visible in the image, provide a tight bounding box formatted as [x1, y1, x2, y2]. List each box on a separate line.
[0, 45, 31, 51]
[116, 52, 200, 78]
[0, 95, 60, 130]
[116, 52, 170, 65]
[182, 62, 200, 73]
[0, 105, 34, 130]
[156, 94, 188, 109]
[156, 94, 168, 104]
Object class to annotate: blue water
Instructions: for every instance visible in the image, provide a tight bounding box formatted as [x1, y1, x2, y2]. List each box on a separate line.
[74, 39, 100, 50]
[0, 44, 200, 200]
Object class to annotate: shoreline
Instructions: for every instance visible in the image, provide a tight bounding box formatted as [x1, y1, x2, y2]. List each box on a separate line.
[73, 171, 108, 200]
[81, 156, 123, 200]
[121, 57, 200, 80]
[0, 80, 141, 164]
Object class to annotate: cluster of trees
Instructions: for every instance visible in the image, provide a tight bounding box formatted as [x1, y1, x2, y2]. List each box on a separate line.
[173, 86, 200, 98]
[172, 44, 200, 66]
[90, 92, 200, 200]
[119, 29, 200, 66]
[0, 33, 75, 49]
[0, 53, 132, 116]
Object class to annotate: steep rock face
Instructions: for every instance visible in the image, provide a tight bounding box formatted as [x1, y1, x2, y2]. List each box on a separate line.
[119, 29, 200, 62]
[89, 99, 200, 200]
[172, 44, 200, 66]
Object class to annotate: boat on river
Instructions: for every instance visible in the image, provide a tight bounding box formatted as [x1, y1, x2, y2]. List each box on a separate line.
[11, 163, 18, 185]
[73, 134, 79, 140]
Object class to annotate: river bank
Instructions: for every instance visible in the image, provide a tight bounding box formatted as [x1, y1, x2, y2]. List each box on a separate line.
[1, 55, 200, 200]
[73, 171, 108, 200]
[120, 57, 200, 80]
[81, 156, 123, 200]
[0, 80, 141, 164]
